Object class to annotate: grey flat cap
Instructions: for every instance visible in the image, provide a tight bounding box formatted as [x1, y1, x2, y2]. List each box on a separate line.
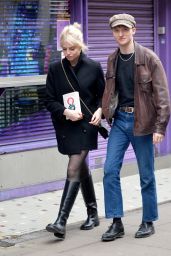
[109, 13, 136, 29]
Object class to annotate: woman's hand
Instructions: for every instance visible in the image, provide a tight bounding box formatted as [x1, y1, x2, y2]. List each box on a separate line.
[89, 107, 102, 126]
[63, 109, 83, 121]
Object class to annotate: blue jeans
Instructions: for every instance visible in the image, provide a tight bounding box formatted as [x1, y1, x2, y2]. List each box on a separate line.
[103, 110, 158, 222]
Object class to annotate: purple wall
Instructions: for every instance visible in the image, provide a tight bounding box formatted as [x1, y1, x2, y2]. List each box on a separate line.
[56, 20, 70, 50]
[157, 0, 171, 155]
[70, 0, 88, 43]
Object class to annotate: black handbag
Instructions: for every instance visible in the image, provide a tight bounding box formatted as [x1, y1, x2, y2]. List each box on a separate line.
[98, 122, 109, 139]
[61, 60, 109, 139]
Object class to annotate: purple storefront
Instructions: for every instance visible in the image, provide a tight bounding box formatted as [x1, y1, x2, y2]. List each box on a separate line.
[0, 0, 170, 200]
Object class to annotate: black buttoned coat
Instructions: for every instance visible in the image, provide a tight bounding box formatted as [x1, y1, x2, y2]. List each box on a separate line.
[45, 53, 105, 155]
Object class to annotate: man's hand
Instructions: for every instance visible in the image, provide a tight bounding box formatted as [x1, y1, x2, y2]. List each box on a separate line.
[64, 109, 83, 121]
[153, 133, 164, 144]
[89, 108, 102, 126]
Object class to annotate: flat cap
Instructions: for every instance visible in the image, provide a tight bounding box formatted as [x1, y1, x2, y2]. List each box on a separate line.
[109, 13, 136, 29]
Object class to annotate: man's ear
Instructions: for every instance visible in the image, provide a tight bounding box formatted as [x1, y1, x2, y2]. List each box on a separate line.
[132, 27, 136, 35]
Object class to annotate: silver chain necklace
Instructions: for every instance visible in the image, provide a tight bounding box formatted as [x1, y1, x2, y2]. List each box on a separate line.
[119, 52, 135, 62]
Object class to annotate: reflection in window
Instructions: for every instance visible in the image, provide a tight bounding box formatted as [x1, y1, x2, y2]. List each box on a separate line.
[0, 0, 70, 77]
[0, 84, 56, 153]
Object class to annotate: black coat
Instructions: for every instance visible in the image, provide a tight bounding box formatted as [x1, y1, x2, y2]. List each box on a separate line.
[45, 53, 105, 155]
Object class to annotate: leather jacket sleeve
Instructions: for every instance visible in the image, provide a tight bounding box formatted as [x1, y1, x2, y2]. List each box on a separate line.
[150, 58, 170, 135]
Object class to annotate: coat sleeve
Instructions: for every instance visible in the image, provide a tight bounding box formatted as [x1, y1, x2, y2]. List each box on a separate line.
[45, 65, 66, 120]
[151, 58, 171, 135]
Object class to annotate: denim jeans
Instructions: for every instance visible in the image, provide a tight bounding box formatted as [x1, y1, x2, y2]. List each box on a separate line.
[103, 110, 158, 222]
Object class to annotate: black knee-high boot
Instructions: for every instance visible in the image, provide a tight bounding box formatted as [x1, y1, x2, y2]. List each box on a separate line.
[46, 179, 80, 239]
[80, 175, 99, 230]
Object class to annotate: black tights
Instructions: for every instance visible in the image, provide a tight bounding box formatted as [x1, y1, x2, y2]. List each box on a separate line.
[67, 150, 89, 181]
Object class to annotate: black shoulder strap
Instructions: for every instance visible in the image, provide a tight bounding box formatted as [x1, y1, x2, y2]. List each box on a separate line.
[61, 60, 93, 116]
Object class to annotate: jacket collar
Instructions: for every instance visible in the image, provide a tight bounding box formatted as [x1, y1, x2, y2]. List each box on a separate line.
[109, 41, 145, 66]
[134, 41, 145, 65]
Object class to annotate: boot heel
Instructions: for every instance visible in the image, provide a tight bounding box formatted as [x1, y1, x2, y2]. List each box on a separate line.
[54, 232, 65, 240]
[94, 219, 100, 227]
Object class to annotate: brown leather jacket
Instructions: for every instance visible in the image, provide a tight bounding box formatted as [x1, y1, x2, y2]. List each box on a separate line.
[102, 41, 170, 136]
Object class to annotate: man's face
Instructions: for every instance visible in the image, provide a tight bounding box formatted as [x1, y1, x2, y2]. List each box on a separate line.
[112, 25, 136, 47]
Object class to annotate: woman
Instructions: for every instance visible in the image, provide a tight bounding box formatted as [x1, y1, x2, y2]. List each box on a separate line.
[45, 23, 105, 240]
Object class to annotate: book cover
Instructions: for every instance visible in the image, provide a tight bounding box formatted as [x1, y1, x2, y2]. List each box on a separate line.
[63, 91, 81, 112]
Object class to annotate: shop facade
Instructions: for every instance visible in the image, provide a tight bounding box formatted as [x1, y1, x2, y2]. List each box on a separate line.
[0, 0, 170, 200]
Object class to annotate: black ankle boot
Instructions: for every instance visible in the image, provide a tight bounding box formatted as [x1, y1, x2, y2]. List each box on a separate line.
[80, 175, 99, 230]
[135, 222, 155, 238]
[101, 220, 125, 242]
[46, 179, 80, 239]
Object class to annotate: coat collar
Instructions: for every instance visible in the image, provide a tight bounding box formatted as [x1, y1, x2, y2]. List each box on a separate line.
[63, 51, 86, 70]
[62, 52, 87, 92]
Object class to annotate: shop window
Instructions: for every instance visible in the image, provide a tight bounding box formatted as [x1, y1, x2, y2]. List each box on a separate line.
[0, 0, 70, 77]
[0, 84, 56, 153]
[0, 0, 71, 153]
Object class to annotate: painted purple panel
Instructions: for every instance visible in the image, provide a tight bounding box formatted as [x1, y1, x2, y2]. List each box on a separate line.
[70, 0, 88, 43]
[70, 0, 83, 24]
[0, 111, 52, 140]
[0, 179, 65, 202]
[157, 0, 171, 155]
[87, 0, 154, 72]
[57, 20, 70, 50]
[0, 85, 56, 154]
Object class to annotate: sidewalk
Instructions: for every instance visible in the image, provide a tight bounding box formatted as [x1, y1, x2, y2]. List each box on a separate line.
[0, 168, 171, 242]
[1, 202, 171, 256]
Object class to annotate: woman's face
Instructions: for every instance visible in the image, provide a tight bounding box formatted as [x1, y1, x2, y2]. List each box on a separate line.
[62, 41, 81, 66]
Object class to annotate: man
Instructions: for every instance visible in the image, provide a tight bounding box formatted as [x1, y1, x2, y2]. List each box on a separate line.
[101, 13, 170, 241]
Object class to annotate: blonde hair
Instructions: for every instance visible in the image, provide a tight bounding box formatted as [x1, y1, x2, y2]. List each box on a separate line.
[60, 22, 88, 52]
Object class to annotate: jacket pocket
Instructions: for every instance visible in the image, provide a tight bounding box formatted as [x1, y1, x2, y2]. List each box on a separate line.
[138, 76, 152, 93]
